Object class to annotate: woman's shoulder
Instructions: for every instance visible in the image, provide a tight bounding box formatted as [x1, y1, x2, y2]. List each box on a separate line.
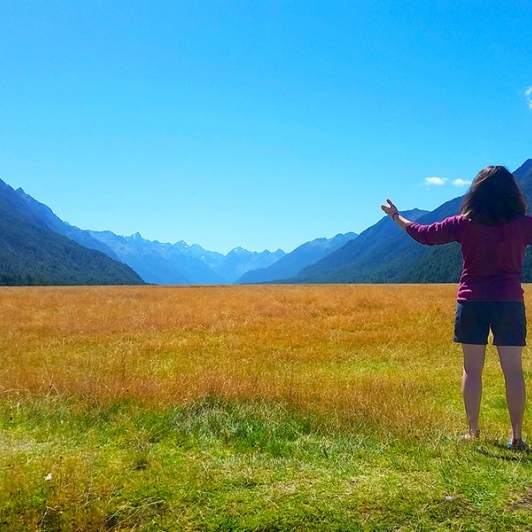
[454, 215, 532, 228]
[442, 214, 469, 226]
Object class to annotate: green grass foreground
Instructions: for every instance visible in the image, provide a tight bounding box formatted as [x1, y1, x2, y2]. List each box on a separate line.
[2, 397, 532, 531]
[2, 285, 532, 530]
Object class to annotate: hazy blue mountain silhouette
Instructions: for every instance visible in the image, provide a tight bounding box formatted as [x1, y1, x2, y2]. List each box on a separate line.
[87, 232, 285, 285]
[236, 232, 357, 284]
[215, 247, 285, 284]
[87, 231, 224, 285]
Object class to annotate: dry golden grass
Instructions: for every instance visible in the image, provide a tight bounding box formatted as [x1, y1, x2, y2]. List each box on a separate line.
[1, 283, 525, 437]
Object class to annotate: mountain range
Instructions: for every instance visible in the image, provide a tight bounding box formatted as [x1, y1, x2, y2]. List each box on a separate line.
[86, 230, 285, 285]
[0, 177, 356, 285]
[1, 158, 531, 285]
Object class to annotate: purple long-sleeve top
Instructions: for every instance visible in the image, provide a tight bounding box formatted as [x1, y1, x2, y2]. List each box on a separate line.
[406, 215, 532, 301]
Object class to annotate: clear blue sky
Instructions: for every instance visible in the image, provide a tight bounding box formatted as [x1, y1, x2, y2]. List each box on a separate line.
[1, 1, 531, 254]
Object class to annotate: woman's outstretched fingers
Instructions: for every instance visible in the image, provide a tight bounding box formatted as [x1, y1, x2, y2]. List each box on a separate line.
[381, 199, 397, 216]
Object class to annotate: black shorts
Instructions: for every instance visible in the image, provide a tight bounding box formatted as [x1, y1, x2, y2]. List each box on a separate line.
[454, 301, 527, 346]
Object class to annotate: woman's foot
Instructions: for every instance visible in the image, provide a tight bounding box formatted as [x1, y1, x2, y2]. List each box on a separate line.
[460, 428, 480, 441]
[507, 437, 528, 451]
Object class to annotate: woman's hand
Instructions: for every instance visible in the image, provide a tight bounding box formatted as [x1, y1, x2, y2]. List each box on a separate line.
[380, 199, 410, 230]
[381, 199, 398, 218]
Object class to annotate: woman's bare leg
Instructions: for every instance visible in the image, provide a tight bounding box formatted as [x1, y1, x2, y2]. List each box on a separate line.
[462, 344, 486, 437]
[497, 346, 526, 442]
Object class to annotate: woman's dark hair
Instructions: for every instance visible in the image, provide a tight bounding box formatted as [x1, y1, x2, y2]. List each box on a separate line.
[460, 165, 528, 225]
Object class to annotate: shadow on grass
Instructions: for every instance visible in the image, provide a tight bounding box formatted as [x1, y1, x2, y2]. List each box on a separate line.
[475, 441, 532, 462]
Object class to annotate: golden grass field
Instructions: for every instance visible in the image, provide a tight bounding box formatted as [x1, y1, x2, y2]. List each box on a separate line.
[1, 283, 512, 437]
[2, 284, 532, 531]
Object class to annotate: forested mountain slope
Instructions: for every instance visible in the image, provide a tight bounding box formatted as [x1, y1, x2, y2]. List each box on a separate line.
[0, 179, 144, 285]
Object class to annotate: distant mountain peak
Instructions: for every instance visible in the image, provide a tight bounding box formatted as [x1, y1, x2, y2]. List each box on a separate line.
[515, 159, 532, 180]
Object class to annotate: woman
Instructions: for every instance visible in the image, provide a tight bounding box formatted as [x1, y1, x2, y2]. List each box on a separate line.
[381, 165, 531, 449]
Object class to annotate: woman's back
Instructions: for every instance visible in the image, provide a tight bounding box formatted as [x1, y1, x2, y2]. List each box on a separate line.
[458, 215, 532, 301]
